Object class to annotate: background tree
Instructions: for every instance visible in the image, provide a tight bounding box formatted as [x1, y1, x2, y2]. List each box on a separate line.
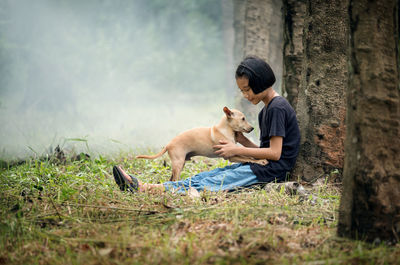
[338, 0, 400, 243]
[284, 0, 349, 182]
[281, 0, 306, 108]
[233, 0, 283, 126]
[221, 0, 235, 101]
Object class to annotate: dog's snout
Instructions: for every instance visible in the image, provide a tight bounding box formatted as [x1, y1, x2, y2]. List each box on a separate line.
[247, 127, 254, 133]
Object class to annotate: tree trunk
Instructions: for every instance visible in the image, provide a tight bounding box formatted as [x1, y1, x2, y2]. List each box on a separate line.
[338, 0, 400, 243]
[281, 0, 306, 108]
[221, 0, 235, 104]
[291, 0, 348, 182]
[233, 0, 283, 126]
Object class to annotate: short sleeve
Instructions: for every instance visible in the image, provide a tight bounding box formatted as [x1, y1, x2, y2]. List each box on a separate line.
[268, 107, 286, 138]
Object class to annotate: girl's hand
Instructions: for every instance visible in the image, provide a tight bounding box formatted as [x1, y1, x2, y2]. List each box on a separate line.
[213, 140, 238, 159]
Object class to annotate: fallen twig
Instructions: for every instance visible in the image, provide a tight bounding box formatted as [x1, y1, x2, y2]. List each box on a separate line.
[49, 197, 63, 221]
[61, 202, 162, 214]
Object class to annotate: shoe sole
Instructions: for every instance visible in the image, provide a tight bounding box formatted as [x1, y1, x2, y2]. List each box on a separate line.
[113, 166, 138, 193]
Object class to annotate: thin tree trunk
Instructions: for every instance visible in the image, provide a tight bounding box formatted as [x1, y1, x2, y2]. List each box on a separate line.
[233, 0, 283, 127]
[282, 0, 306, 108]
[221, 0, 235, 104]
[338, 0, 400, 243]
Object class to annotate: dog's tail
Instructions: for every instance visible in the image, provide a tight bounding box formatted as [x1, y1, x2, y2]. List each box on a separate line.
[136, 147, 167, 159]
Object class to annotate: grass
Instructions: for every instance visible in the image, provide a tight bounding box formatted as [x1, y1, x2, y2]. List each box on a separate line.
[0, 153, 399, 264]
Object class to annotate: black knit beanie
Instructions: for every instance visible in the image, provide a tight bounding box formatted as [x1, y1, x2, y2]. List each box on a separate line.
[235, 56, 276, 94]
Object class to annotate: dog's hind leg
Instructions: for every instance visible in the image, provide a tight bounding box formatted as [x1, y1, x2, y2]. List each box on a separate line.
[167, 147, 187, 181]
[170, 158, 185, 181]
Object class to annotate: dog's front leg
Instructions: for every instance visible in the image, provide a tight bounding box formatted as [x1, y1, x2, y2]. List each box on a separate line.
[229, 156, 268, 166]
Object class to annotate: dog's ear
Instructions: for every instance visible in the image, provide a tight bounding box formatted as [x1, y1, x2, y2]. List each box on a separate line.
[223, 106, 233, 118]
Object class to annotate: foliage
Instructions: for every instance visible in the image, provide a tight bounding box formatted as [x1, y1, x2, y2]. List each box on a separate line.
[0, 154, 399, 264]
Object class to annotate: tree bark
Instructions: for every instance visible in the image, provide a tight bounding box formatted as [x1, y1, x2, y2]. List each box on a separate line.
[291, 0, 348, 182]
[281, 0, 306, 108]
[338, 0, 400, 243]
[233, 0, 283, 126]
[221, 0, 235, 103]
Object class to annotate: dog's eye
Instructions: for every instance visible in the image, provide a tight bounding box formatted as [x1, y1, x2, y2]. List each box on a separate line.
[242, 117, 245, 121]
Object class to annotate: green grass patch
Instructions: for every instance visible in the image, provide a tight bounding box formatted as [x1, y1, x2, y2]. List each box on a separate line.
[0, 154, 399, 264]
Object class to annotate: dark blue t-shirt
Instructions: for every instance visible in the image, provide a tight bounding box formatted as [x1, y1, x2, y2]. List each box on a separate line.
[250, 96, 300, 182]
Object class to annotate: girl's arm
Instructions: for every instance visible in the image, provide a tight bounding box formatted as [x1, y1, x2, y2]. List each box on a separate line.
[214, 136, 283, 161]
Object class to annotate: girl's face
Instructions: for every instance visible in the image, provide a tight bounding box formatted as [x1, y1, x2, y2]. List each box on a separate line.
[236, 76, 268, 105]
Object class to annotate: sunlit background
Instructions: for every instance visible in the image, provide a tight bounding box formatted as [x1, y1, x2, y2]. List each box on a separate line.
[0, 0, 237, 159]
[0, 0, 282, 159]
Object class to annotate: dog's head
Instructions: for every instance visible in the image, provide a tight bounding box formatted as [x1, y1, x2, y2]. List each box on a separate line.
[223, 106, 254, 133]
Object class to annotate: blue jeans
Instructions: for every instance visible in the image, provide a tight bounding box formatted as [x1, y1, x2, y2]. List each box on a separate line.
[163, 163, 258, 194]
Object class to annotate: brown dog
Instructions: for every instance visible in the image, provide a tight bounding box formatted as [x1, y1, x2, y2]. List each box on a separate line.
[136, 107, 268, 181]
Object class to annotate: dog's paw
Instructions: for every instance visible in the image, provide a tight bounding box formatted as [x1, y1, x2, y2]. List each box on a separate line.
[258, 159, 269, 166]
